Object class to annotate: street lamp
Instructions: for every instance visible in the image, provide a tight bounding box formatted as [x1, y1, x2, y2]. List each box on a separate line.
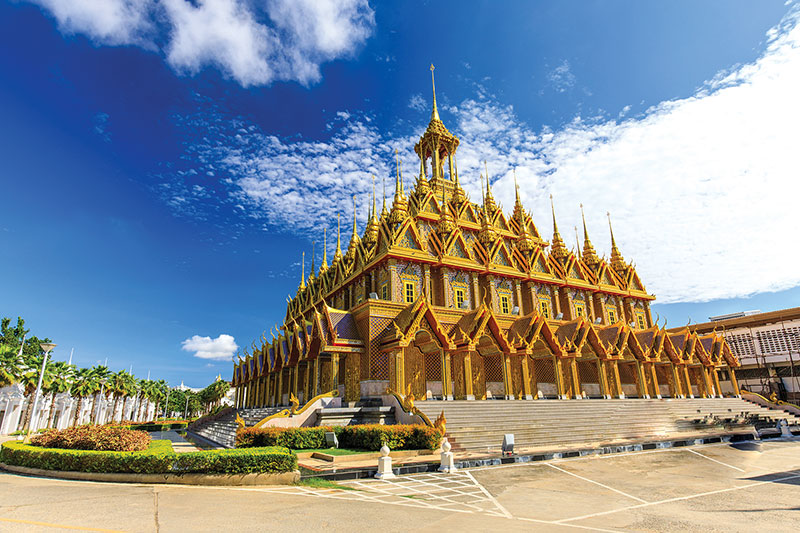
[24, 343, 56, 443]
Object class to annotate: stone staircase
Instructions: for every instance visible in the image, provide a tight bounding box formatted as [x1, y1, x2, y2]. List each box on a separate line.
[415, 398, 800, 453]
[188, 407, 285, 448]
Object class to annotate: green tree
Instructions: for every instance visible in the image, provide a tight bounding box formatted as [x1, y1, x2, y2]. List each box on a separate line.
[0, 343, 21, 388]
[43, 361, 74, 428]
[70, 367, 97, 427]
[18, 353, 51, 432]
[88, 365, 111, 424]
[108, 370, 137, 422]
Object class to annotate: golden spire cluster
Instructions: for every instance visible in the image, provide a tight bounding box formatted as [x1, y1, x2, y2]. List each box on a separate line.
[608, 212, 626, 272]
[580, 204, 600, 268]
[549, 195, 570, 261]
[389, 149, 408, 224]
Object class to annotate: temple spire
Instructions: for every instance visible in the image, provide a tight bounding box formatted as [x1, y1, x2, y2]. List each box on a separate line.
[299, 251, 306, 289]
[309, 240, 316, 282]
[580, 204, 600, 267]
[320, 227, 328, 272]
[483, 160, 497, 216]
[390, 149, 408, 224]
[351, 195, 358, 241]
[512, 168, 525, 223]
[381, 174, 387, 218]
[574, 226, 581, 255]
[430, 64, 440, 122]
[550, 195, 569, 261]
[333, 212, 343, 263]
[371, 175, 377, 220]
[608, 211, 626, 271]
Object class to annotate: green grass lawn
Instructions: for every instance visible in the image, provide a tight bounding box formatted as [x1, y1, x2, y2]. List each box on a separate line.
[301, 447, 374, 456]
[297, 477, 359, 490]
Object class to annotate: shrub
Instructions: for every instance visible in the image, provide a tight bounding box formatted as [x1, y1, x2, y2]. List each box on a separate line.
[0, 440, 296, 475]
[236, 424, 442, 451]
[31, 425, 151, 452]
[337, 425, 442, 451]
[236, 426, 335, 449]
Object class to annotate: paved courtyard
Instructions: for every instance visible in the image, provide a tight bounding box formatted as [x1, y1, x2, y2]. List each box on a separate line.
[1, 438, 798, 532]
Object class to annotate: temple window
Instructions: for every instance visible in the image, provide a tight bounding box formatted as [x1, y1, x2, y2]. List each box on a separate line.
[636, 312, 646, 330]
[539, 299, 551, 319]
[455, 288, 465, 309]
[574, 301, 585, 318]
[607, 307, 617, 324]
[500, 295, 510, 314]
[404, 281, 415, 303]
[381, 283, 389, 301]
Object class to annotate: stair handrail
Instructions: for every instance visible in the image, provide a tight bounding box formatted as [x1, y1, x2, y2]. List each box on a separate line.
[741, 390, 800, 414]
[385, 387, 447, 435]
[252, 389, 339, 429]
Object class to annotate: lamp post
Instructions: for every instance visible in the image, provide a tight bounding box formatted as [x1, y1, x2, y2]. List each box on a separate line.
[24, 343, 56, 443]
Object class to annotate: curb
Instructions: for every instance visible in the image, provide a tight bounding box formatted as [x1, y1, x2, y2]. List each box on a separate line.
[300, 431, 758, 480]
[0, 463, 300, 486]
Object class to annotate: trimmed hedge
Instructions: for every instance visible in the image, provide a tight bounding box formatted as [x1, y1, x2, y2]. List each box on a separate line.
[236, 424, 442, 451]
[122, 422, 189, 432]
[31, 425, 151, 452]
[0, 440, 297, 475]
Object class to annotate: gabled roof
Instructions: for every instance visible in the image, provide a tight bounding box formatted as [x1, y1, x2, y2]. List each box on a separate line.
[451, 304, 512, 355]
[382, 298, 453, 350]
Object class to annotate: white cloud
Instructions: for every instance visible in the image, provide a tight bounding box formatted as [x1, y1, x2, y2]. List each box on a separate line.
[547, 59, 576, 93]
[26, 0, 375, 87]
[408, 94, 426, 112]
[173, 8, 800, 304]
[181, 334, 238, 360]
[28, 0, 157, 47]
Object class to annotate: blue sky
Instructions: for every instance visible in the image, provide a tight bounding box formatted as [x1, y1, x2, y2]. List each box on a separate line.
[1, 0, 798, 387]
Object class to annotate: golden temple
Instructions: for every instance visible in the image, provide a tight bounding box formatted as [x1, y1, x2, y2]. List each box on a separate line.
[232, 67, 741, 408]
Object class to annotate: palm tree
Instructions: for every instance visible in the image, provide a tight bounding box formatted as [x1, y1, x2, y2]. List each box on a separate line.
[0, 344, 21, 388]
[43, 361, 74, 429]
[136, 379, 155, 421]
[19, 354, 50, 432]
[109, 370, 137, 422]
[70, 367, 96, 427]
[88, 365, 110, 424]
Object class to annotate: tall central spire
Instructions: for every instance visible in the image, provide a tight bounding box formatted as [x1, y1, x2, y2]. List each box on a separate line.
[580, 204, 600, 268]
[320, 227, 328, 273]
[550, 195, 569, 262]
[608, 211, 626, 271]
[333, 212, 343, 263]
[430, 64, 440, 122]
[299, 251, 306, 289]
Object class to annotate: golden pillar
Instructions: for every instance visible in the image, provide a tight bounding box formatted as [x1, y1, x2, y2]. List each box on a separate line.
[702, 367, 714, 398]
[330, 354, 340, 394]
[463, 352, 475, 400]
[520, 355, 533, 400]
[635, 361, 649, 399]
[344, 353, 361, 403]
[729, 368, 740, 396]
[554, 355, 566, 399]
[569, 358, 581, 399]
[440, 349, 453, 400]
[611, 360, 623, 398]
[649, 363, 661, 399]
[682, 365, 694, 398]
[276, 369, 284, 406]
[712, 367, 723, 398]
[388, 348, 404, 395]
[502, 354, 515, 400]
[670, 364, 684, 398]
[598, 360, 611, 399]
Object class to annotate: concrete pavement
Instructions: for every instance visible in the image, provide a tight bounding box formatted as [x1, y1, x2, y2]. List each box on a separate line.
[1, 438, 798, 532]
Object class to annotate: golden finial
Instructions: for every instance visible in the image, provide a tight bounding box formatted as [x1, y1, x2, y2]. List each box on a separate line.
[549, 194, 569, 261]
[320, 227, 328, 272]
[580, 204, 600, 267]
[512, 167, 525, 223]
[452, 156, 465, 205]
[381, 174, 387, 218]
[309, 240, 316, 282]
[390, 149, 408, 224]
[607, 211, 626, 271]
[574, 225, 581, 255]
[430, 63, 440, 122]
[299, 251, 306, 289]
[483, 160, 496, 216]
[333, 212, 343, 263]
[371, 174, 377, 220]
[351, 195, 358, 240]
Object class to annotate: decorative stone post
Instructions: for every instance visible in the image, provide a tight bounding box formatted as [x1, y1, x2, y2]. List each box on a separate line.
[440, 349, 453, 400]
[502, 354, 515, 400]
[438, 439, 457, 473]
[375, 444, 396, 480]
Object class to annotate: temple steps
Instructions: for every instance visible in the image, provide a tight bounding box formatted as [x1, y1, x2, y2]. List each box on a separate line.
[416, 398, 800, 453]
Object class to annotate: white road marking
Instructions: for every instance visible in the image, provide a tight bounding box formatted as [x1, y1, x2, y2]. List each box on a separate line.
[545, 463, 649, 503]
[686, 448, 746, 472]
[463, 470, 513, 519]
[556, 471, 800, 524]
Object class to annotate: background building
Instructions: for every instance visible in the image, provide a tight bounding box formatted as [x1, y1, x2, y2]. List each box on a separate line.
[687, 307, 800, 402]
